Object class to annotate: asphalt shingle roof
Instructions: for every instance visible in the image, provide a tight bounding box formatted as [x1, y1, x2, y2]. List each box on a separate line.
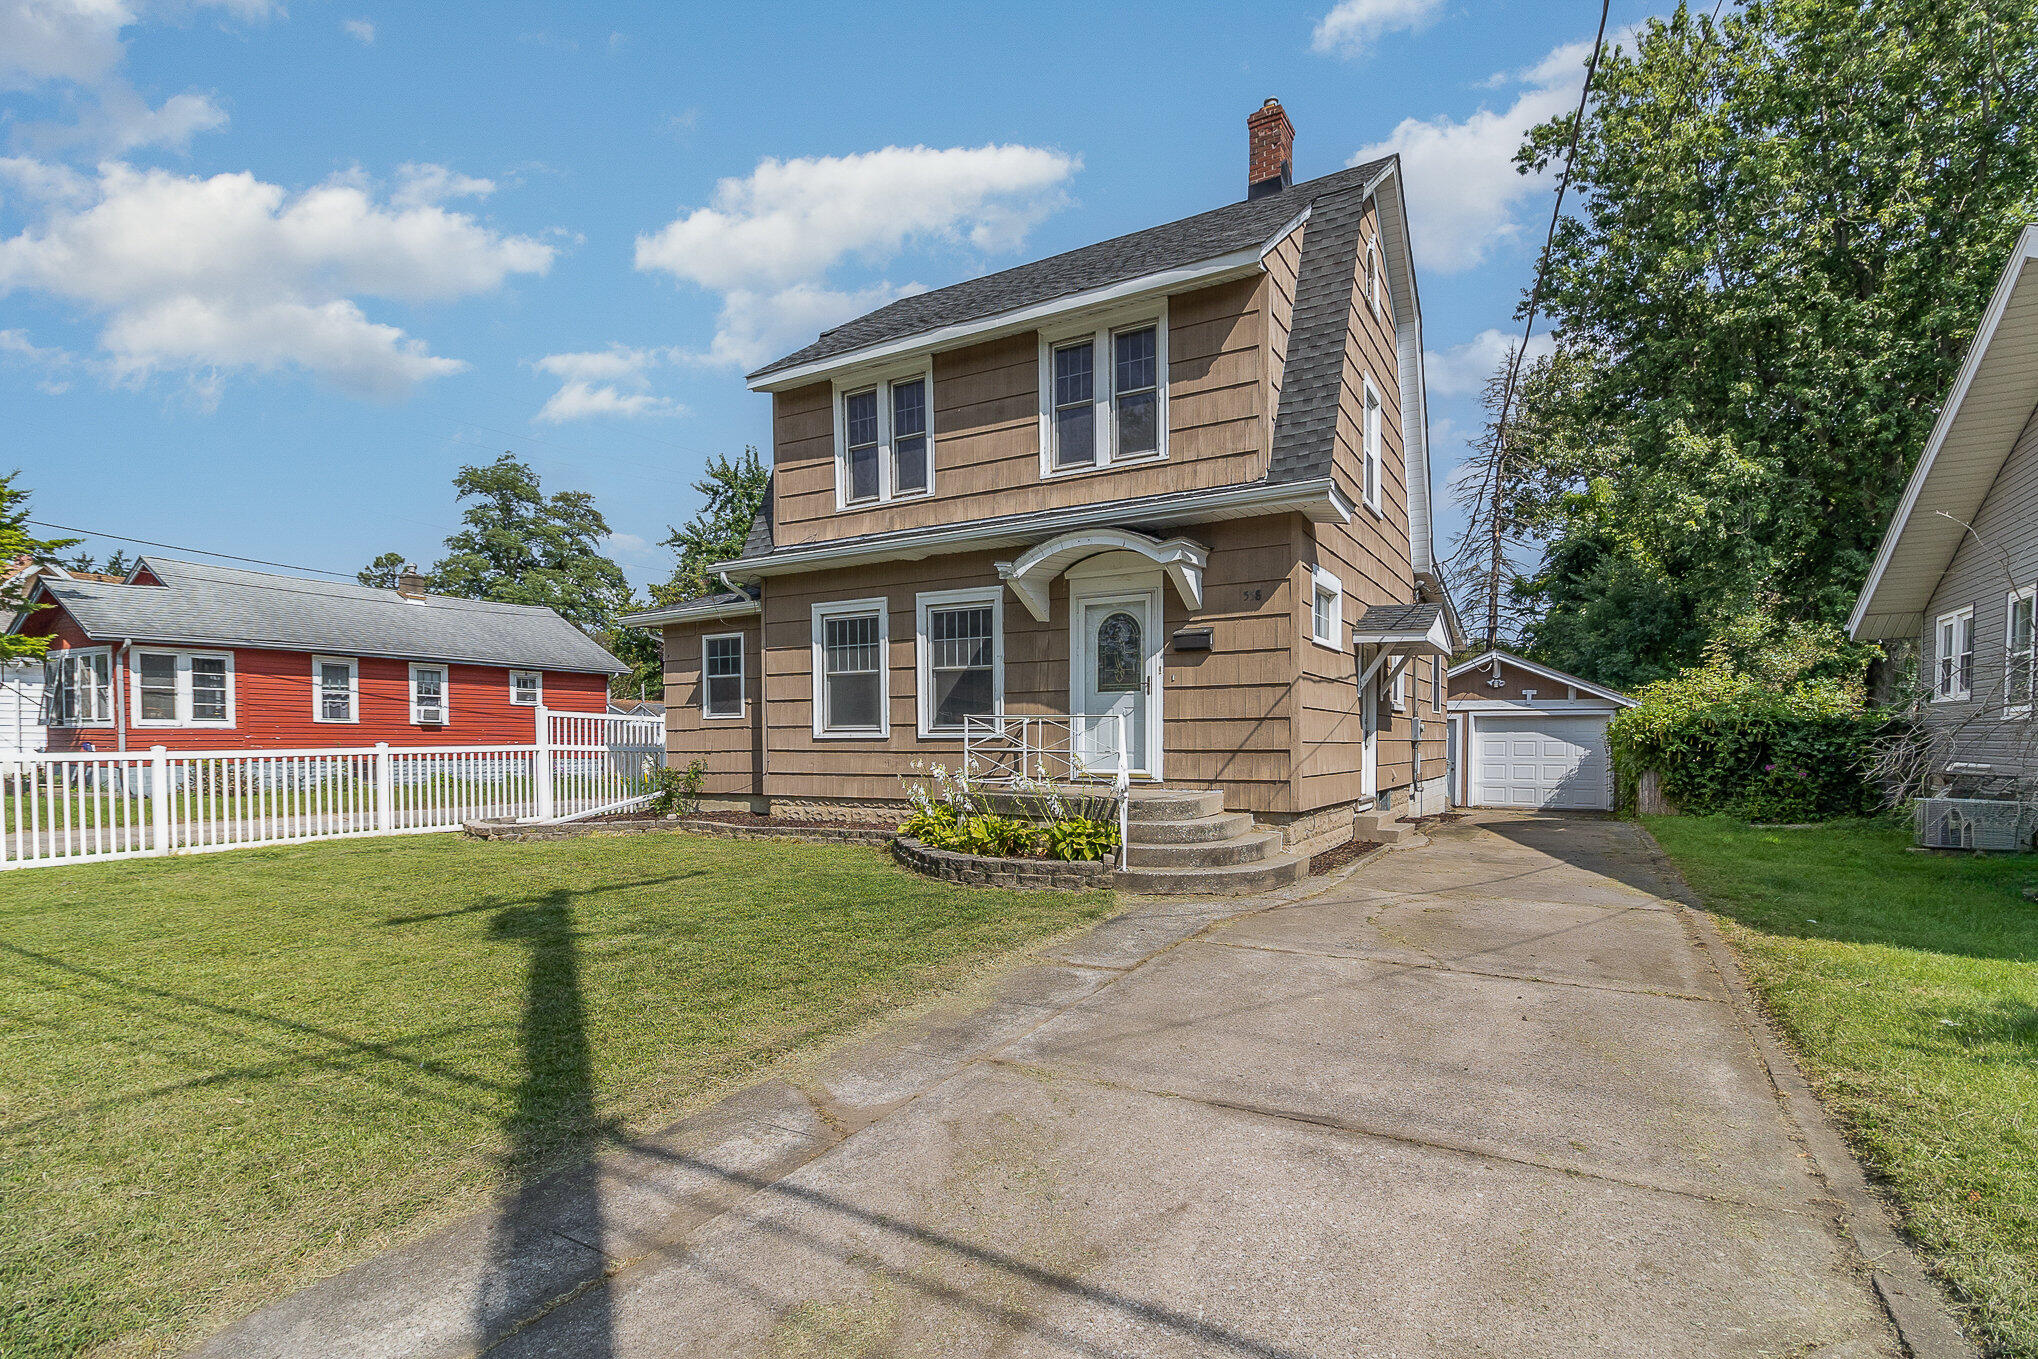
[1351, 601, 1442, 635]
[35, 557, 627, 674]
[1267, 181, 1373, 487]
[748, 160, 1393, 381]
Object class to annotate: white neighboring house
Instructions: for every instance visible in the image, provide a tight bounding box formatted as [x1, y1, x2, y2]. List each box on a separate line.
[0, 557, 89, 764]
[1446, 650, 1635, 811]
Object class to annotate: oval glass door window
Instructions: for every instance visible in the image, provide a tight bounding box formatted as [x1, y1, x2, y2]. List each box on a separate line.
[1095, 611, 1141, 692]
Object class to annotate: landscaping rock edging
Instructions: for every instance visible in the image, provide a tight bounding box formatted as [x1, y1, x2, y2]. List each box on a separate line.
[891, 836, 1112, 891]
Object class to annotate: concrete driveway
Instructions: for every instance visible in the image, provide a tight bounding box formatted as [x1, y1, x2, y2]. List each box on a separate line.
[199, 812, 1959, 1358]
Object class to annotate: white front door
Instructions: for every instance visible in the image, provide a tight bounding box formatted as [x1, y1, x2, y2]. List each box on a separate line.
[1075, 593, 1155, 776]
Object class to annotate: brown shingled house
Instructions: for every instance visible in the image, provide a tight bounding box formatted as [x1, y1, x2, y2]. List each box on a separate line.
[622, 101, 1462, 888]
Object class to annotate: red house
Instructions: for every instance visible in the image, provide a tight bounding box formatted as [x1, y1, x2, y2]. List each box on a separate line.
[19, 557, 624, 752]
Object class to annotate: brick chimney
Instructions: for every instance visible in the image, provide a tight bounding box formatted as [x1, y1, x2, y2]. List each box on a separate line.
[1247, 98, 1294, 200]
[396, 563, 427, 601]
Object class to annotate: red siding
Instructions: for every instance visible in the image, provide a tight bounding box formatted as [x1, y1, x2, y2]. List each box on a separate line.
[23, 600, 609, 752]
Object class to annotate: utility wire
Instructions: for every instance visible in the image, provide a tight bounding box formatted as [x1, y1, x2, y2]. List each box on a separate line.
[28, 520, 355, 579]
[1478, 0, 1613, 648]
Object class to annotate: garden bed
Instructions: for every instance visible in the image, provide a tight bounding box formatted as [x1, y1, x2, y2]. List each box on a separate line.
[892, 835, 1113, 890]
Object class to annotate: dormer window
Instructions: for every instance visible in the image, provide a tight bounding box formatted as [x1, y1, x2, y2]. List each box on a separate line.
[835, 367, 933, 509]
[1039, 305, 1169, 476]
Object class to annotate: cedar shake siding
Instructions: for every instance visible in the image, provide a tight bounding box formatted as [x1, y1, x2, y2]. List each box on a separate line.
[658, 617, 764, 804]
[1919, 404, 2038, 774]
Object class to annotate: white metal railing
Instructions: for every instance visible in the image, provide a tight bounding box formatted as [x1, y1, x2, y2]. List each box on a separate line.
[963, 713, 1132, 869]
[2, 707, 669, 871]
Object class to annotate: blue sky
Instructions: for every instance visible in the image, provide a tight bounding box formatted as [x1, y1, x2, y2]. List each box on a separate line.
[1, 0, 1655, 593]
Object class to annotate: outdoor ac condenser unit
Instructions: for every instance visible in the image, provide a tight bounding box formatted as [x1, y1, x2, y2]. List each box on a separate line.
[1915, 797, 2035, 852]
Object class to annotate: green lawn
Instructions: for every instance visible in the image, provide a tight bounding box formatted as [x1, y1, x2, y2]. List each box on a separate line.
[0, 832, 1112, 1357]
[1646, 816, 2038, 1356]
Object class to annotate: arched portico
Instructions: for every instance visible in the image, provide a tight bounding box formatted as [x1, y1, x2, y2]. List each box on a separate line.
[994, 528, 1208, 623]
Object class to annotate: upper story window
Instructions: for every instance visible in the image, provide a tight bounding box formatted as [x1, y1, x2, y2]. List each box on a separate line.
[1361, 376, 1383, 513]
[43, 649, 112, 727]
[1934, 606, 1974, 702]
[835, 368, 933, 510]
[1365, 235, 1382, 316]
[2008, 587, 2035, 715]
[1039, 307, 1168, 477]
[133, 649, 233, 727]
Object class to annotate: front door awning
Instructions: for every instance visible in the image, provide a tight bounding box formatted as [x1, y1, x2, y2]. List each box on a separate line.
[996, 527, 1208, 623]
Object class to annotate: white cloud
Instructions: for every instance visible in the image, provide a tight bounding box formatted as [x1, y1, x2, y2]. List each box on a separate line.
[0, 160, 554, 397]
[0, 0, 277, 150]
[1425, 327, 1555, 397]
[390, 161, 495, 209]
[532, 344, 687, 422]
[1311, 0, 1443, 59]
[342, 16, 371, 42]
[1351, 30, 1631, 274]
[0, 325, 80, 391]
[637, 143, 1078, 369]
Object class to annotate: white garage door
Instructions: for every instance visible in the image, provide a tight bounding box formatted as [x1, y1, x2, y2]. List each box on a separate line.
[1472, 714, 1613, 810]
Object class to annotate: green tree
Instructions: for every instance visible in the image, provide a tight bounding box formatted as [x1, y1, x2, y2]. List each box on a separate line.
[5, 475, 81, 658]
[428, 454, 633, 633]
[652, 447, 767, 605]
[1492, 0, 2038, 680]
[356, 551, 411, 590]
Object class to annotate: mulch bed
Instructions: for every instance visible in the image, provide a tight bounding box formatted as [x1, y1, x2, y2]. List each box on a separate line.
[681, 809, 883, 831]
[1309, 837, 1382, 877]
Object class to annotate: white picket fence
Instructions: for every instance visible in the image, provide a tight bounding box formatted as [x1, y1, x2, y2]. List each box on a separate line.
[2, 707, 664, 871]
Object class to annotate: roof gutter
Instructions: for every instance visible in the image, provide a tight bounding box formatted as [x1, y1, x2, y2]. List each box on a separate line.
[616, 596, 763, 628]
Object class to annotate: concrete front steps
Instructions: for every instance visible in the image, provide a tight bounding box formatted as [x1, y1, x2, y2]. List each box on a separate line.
[1354, 807, 1417, 845]
[1113, 788, 1309, 895]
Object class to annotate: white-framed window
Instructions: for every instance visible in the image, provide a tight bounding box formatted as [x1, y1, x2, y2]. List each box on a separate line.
[1431, 654, 1444, 711]
[1934, 607, 1974, 702]
[42, 648, 113, 726]
[1365, 234, 1382, 316]
[313, 655, 358, 724]
[1309, 566, 1344, 649]
[1038, 305, 1168, 476]
[131, 649, 234, 727]
[1361, 376, 1384, 513]
[915, 587, 1003, 738]
[509, 670, 542, 706]
[702, 633, 745, 719]
[811, 598, 888, 738]
[2008, 587, 2035, 715]
[409, 663, 450, 725]
[834, 366, 934, 509]
[1390, 662, 1408, 713]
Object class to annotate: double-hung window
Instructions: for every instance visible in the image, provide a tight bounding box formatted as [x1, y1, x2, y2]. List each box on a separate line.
[42, 649, 113, 726]
[2009, 588, 2035, 714]
[702, 634, 744, 719]
[1041, 310, 1167, 474]
[314, 656, 358, 723]
[812, 599, 887, 737]
[916, 588, 1001, 737]
[1935, 607, 1974, 702]
[509, 670, 542, 706]
[132, 650, 233, 727]
[1310, 567, 1343, 649]
[837, 370, 933, 508]
[1361, 376, 1384, 513]
[410, 663, 449, 725]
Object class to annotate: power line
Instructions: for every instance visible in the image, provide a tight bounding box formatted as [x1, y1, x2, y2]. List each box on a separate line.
[29, 521, 355, 579]
[1477, 0, 1613, 648]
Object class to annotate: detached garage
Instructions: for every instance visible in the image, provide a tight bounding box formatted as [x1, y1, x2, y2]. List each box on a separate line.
[1446, 651, 1634, 811]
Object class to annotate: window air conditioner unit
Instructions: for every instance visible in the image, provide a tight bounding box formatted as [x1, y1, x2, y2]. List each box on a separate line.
[1915, 797, 2034, 853]
[416, 705, 444, 725]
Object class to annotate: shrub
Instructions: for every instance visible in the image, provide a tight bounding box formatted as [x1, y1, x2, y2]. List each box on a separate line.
[1610, 669, 1897, 821]
[1040, 816, 1121, 862]
[953, 813, 1038, 858]
[649, 759, 707, 816]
